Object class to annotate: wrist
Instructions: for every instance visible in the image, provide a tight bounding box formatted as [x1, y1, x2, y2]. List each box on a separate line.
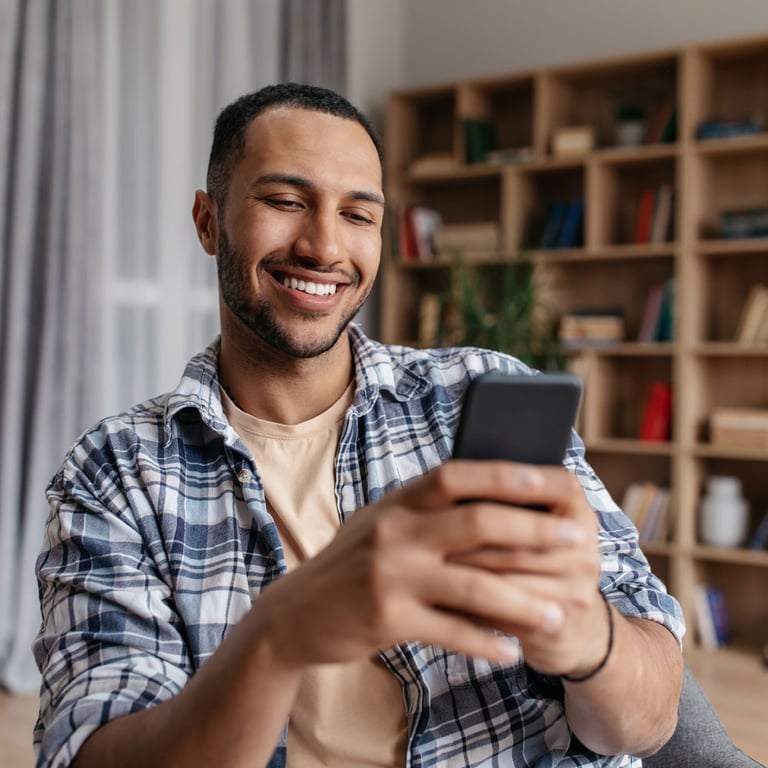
[562, 592, 614, 683]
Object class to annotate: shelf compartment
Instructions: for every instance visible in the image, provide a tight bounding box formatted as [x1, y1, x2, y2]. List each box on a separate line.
[689, 355, 768, 443]
[579, 353, 675, 443]
[691, 560, 768, 648]
[690, 455, 768, 553]
[387, 86, 459, 178]
[589, 153, 677, 247]
[457, 75, 536, 163]
[689, 243, 768, 343]
[540, 53, 679, 151]
[690, 142, 768, 240]
[689, 38, 768, 142]
[539, 254, 674, 342]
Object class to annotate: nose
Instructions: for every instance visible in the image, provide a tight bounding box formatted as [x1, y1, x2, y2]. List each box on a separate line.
[293, 208, 340, 265]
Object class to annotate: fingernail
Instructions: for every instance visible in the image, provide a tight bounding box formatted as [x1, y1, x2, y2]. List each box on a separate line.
[497, 637, 522, 664]
[541, 602, 565, 632]
[558, 521, 585, 544]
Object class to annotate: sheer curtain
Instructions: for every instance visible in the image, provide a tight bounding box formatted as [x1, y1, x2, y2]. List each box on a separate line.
[0, 0, 280, 693]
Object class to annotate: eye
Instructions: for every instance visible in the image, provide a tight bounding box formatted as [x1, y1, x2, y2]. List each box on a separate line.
[343, 209, 376, 225]
[260, 196, 304, 210]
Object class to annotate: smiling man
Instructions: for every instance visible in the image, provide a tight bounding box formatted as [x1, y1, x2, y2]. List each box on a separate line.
[34, 84, 685, 768]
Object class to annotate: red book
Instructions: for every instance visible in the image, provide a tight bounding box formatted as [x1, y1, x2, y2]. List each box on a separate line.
[634, 189, 656, 244]
[639, 381, 672, 441]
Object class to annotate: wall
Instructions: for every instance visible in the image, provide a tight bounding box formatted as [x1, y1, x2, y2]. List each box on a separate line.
[399, 0, 768, 86]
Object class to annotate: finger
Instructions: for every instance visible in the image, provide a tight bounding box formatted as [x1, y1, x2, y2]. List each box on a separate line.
[405, 501, 588, 554]
[416, 561, 567, 635]
[448, 541, 599, 577]
[417, 461, 597, 526]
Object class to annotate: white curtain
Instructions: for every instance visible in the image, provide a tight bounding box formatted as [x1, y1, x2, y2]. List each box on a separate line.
[0, 0, 280, 694]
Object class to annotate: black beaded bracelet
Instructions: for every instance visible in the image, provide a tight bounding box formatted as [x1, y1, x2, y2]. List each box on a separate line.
[562, 593, 614, 683]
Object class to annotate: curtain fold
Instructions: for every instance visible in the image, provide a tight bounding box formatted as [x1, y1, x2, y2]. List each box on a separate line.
[280, 0, 347, 94]
[0, 0, 105, 693]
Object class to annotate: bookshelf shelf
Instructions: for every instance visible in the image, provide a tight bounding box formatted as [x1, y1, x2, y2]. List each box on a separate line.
[382, 34, 768, 662]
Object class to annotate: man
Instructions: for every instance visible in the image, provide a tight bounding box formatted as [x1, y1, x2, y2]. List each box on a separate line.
[34, 83, 684, 768]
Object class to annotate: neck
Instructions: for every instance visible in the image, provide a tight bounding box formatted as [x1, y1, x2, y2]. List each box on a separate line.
[218, 331, 354, 424]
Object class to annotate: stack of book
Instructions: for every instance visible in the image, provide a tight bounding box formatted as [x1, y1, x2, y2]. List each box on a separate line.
[710, 407, 768, 449]
[558, 310, 625, 349]
[620, 481, 671, 543]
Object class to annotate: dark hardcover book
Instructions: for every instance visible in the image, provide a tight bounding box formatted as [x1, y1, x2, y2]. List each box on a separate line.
[656, 278, 676, 342]
[658, 106, 678, 143]
[748, 509, 768, 550]
[556, 199, 584, 249]
[464, 118, 495, 164]
[706, 587, 730, 646]
[537, 201, 568, 249]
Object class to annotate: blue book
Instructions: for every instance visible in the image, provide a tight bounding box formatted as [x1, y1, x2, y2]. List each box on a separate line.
[537, 201, 568, 249]
[556, 199, 584, 249]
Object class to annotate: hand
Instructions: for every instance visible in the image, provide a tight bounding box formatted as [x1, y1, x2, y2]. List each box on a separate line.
[249, 460, 600, 675]
[447, 460, 609, 678]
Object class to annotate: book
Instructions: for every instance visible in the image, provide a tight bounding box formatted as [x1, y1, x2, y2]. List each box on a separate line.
[656, 278, 676, 342]
[639, 381, 672, 441]
[410, 206, 443, 261]
[747, 509, 768, 550]
[464, 118, 495, 163]
[537, 201, 569, 249]
[735, 283, 768, 343]
[555, 198, 584, 249]
[650, 184, 674, 244]
[693, 584, 719, 650]
[559, 309, 625, 348]
[417, 293, 442, 345]
[637, 284, 665, 342]
[706, 587, 730, 646]
[634, 189, 657, 244]
[710, 407, 768, 448]
[645, 99, 676, 145]
[551, 125, 595, 157]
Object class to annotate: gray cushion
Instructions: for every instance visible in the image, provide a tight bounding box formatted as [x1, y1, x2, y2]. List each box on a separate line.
[643, 664, 765, 767]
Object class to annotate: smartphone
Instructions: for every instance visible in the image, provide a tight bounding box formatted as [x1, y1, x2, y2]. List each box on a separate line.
[452, 372, 583, 466]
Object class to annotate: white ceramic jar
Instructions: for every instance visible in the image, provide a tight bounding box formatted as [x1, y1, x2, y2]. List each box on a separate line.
[699, 475, 749, 547]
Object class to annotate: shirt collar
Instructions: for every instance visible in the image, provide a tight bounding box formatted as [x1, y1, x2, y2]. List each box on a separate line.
[161, 325, 433, 440]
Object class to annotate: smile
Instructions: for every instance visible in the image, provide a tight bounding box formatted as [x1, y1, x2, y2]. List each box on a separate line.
[281, 276, 337, 296]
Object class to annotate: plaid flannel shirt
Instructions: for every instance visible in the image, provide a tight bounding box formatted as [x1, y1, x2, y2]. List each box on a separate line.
[34, 324, 685, 767]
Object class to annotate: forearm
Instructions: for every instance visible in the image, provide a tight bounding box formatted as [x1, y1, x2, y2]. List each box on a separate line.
[563, 609, 683, 758]
[72, 608, 302, 768]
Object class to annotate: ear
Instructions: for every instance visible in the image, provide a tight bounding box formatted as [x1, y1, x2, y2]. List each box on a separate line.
[192, 190, 219, 255]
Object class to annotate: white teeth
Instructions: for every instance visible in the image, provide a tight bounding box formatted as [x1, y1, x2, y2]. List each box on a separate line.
[282, 276, 337, 296]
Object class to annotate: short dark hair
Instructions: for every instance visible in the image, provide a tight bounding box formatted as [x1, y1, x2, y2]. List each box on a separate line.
[206, 83, 383, 205]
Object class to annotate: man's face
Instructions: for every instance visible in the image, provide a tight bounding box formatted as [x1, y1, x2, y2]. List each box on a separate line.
[214, 106, 385, 359]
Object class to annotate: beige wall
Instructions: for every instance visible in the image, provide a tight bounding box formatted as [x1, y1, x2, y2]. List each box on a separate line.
[400, 0, 768, 86]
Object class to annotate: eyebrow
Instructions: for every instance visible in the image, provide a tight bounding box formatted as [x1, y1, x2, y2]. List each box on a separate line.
[252, 172, 386, 207]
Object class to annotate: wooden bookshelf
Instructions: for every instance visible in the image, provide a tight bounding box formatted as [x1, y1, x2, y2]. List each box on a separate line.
[382, 36, 768, 665]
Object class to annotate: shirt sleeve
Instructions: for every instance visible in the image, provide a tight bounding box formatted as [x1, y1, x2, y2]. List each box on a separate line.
[563, 431, 686, 645]
[33, 436, 192, 767]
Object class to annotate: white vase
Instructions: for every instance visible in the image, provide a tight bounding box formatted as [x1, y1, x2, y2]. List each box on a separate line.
[699, 476, 749, 547]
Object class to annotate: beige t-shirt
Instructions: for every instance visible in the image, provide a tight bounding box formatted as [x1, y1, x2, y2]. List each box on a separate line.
[222, 385, 408, 767]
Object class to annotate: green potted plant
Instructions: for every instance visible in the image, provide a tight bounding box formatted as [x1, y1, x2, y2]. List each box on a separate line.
[436, 254, 564, 371]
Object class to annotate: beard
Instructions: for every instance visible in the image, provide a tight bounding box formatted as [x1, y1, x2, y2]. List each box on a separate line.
[216, 228, 373, 359]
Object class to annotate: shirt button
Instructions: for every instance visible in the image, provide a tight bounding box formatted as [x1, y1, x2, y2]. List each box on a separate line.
[237, 469, 252, 483]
